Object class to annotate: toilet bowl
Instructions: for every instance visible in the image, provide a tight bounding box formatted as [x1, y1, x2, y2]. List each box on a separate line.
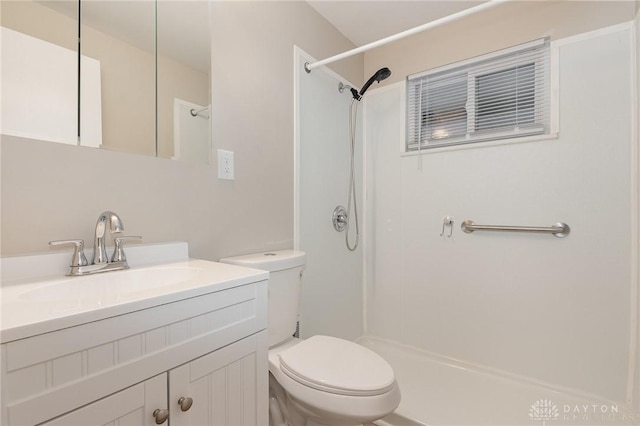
[269, 336, 400, 426]
[220, 250, 400, 426]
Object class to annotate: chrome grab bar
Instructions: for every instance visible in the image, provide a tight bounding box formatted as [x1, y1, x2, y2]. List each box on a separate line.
[461, 220, 570, 238]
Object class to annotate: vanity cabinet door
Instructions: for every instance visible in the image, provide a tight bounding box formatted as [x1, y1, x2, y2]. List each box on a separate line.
[40, 374, 167, 426]
[169, 331, 268, 426]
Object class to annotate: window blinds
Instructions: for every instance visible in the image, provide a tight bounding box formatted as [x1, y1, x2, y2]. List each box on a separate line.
[406, 38, 550, 150]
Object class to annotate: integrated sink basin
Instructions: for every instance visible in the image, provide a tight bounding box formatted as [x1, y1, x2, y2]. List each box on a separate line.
[18, 266, 203, 303]
[0, 243, 269, 343]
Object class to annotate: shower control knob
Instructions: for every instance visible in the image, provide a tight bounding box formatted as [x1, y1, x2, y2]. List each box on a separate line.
[332, 206, 348, 232]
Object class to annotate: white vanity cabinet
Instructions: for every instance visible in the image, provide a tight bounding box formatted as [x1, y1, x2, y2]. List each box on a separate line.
[1, 275, 268, 426]
[40, 373, 168, 426]
[169, 333, 265, 426]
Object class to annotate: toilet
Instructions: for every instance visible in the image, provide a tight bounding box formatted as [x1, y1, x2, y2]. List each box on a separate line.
[219, 250, 400, 426]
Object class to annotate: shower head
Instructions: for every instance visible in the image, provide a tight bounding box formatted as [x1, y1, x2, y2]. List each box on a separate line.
[352, 67, 391, 101]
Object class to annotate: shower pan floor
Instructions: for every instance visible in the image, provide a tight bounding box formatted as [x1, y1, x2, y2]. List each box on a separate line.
[357, 336, 635, 426]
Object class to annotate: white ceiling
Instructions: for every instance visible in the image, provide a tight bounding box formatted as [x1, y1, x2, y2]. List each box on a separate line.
[306, 1, 485, 47]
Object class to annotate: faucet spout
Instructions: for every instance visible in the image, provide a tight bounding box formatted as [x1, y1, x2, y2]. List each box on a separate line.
[92, 211, 124, 264]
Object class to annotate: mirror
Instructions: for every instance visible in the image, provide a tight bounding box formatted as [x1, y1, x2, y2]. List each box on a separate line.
[0, 1, 79, 145]
[157, 1, 211, 164]
[80, 0, 157, 156]
[0, 0, 212, 165]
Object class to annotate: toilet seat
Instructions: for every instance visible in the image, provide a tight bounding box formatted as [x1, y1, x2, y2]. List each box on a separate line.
[278, 335, 396, 396]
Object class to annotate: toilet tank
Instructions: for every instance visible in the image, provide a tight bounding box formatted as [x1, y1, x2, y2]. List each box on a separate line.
[219, 250, 306, 347]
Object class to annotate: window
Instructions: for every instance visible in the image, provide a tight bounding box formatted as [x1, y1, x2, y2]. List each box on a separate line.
[407, 39, 550, 151]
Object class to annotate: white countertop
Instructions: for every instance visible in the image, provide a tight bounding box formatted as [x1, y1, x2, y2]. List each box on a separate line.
[1, 244, 268, 343]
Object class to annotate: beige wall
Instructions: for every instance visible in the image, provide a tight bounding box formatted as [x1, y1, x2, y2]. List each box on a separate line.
[365, 1, 636, 86]
[0, 1, 77, 51]
[0, 1, 362, 260]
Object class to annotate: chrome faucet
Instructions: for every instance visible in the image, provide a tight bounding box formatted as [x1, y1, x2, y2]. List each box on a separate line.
[93, 211, 124, 265]
[49, 211, 141, 276]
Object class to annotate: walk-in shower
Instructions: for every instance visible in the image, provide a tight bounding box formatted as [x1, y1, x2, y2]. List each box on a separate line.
[333, 67, 391, 252]
[296, 15, 639, 422]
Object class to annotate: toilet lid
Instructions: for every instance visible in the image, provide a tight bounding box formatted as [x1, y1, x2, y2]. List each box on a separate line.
[278, 335, 396, 396]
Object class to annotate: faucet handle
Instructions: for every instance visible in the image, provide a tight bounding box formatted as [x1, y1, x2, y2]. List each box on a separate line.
[111, 236, 142, 263]
[49, 239, 89, 267]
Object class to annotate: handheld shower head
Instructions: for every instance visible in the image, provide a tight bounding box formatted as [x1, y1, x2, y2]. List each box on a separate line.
[352, 67, 391, 101]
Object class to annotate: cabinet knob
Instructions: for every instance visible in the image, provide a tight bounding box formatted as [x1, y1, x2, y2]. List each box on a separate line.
[178, 396, 194, 412]
[152, 408, 169, 424]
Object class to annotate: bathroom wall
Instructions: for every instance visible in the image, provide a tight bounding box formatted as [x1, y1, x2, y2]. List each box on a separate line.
[0, 2, 363, 261]
[364, 24, 636, 406]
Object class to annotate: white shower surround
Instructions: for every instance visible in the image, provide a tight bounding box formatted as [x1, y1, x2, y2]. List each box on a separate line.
[294, 47, 365, 342]
[294, 21, 639, 426]
[362, 23, 639, 420]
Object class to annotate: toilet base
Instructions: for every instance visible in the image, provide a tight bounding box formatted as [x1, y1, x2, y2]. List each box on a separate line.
[269, 373, 365, 426]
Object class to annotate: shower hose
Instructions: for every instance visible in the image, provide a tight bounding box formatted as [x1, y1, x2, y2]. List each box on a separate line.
[346, 98, 359, 252]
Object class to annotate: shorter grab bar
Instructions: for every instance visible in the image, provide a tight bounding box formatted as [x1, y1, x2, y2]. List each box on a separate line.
[461, 220, 570, 238]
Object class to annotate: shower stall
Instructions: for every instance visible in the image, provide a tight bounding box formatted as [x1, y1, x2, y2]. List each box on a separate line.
[294, 16, 639, 426]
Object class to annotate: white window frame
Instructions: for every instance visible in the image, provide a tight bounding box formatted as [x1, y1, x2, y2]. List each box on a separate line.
[406, 38, 552, 152]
